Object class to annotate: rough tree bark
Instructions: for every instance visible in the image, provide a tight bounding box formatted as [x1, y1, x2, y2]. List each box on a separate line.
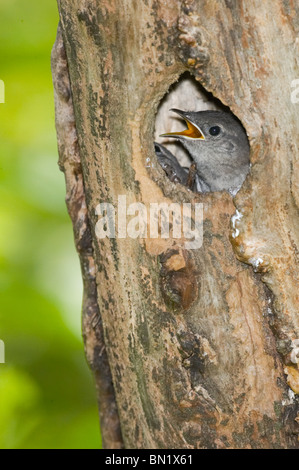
[52, 0, 299, 449]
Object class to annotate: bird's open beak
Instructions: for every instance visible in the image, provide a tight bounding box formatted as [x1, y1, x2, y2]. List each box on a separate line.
[160, 108, 205, 140]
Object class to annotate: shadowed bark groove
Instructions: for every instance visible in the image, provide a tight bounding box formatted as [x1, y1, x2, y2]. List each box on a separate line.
[51, 24, 123, 449]
[53, 0, 299, 448]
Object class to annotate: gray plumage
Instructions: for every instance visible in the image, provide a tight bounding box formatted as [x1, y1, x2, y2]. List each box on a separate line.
[154, 142, 189, 186]
[156, 109, 250, 195]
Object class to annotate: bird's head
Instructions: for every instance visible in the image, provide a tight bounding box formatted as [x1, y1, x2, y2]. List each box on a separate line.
[160, 109, 250, 191]
[160, 109, 249, 165]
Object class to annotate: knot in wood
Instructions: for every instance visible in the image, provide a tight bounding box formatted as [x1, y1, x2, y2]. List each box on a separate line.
[159, 248, 198, 312]
[177, 8, 210, 70]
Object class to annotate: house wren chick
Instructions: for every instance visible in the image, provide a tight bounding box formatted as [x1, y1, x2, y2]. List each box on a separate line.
[156, 109, 250, 195]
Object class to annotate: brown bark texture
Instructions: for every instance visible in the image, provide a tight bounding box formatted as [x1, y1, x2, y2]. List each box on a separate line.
[52, 0, 299, 449]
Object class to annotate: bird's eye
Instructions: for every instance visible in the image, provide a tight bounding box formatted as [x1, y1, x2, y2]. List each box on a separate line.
[209, 126, 221, 136]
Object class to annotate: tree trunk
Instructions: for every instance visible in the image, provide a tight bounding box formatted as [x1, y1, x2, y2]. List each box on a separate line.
[52, 0, 299, 449]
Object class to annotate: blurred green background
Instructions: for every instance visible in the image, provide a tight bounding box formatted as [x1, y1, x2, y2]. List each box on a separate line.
[0, 0, 101, 448]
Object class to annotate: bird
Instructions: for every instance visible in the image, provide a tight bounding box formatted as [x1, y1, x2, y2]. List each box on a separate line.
[155, 109, 250, 195]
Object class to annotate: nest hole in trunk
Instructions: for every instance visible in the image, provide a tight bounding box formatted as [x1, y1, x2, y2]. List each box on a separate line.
[153, 72, 250, 196]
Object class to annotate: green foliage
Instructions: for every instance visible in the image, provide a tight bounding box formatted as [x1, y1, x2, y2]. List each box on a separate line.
[0, 0, 101, 448]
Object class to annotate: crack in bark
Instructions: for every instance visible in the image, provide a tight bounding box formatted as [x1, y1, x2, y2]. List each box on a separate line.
[236, 277, 258, 391]
[51, 23, 123, 449]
